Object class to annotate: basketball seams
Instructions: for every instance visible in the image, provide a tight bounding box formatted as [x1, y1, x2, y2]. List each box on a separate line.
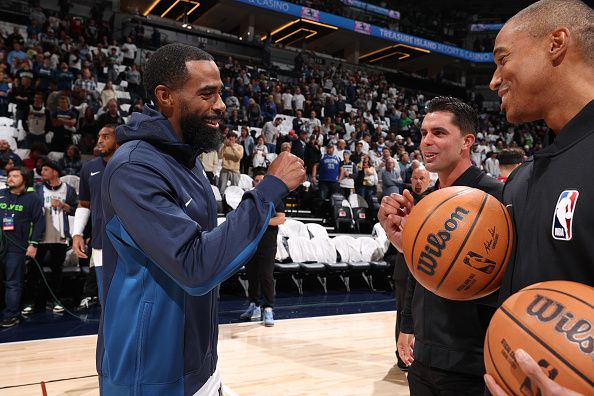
[485, 330, 520, 396]
[408, 187, 474, 276]
[475, 197, 512, 296]
[499, 304, 593, 387]
[435, 191, 489, 293]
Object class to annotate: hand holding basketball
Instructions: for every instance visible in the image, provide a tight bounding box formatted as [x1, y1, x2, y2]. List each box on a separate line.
[378, 190, 414, 252]
[485, 349, 585, 396]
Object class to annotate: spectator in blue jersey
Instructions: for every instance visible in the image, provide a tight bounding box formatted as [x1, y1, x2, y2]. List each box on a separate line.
[72, 125, 118, 310]
[54, 62, 74, 91]
[261, 94, 277, 123]
[0, 167, 44, 328]
[50, 95, 77, 152]
[98, 43, 305, 395]
[312, 143, 342, 202]
[0, 139, 22, 167]
[240, 170, 286, 327]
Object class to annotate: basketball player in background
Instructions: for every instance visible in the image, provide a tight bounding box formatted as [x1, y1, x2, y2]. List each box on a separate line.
[379, 96, 503, 395]
[485, 0, 594, 394]
[72, 125, 118, 309]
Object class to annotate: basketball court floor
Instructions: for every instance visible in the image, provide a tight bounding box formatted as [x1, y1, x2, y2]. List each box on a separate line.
[0, 285, 410, 395]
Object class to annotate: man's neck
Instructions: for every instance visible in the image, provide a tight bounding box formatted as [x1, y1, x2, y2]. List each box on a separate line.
[9, 185, 25, 195]
[47, 179, 61, 188]
[437, 159, 472, 188]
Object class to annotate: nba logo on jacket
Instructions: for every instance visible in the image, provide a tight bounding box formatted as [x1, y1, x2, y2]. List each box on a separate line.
[552, 190, 579, 241]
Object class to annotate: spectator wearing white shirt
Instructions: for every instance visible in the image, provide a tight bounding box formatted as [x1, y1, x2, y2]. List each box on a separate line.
[292, 87, 305, 112]
[281, 89, 293, 115]
[305, 111, 321, 135]
[121, 36, 137, 67]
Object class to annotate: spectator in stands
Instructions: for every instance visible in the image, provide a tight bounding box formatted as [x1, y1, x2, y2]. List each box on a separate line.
[292, 109, 305, 134]
[120, 36, 137, 67]
[55, 62, 74, 91]
[125, 64, 142, 99]
[218, 131, 243, 195]
[100, 79, 116, 107]
[262, 116, 282, 154]
[261, 94, 277, 123]
[483, 151, 500, 178]
[240, 169, 285, 327]
[280, 141, 291, 153]
[303, 134, 321, 178]
[26, 92, 50, 146]
[12, 75, 35, 129]
[339, 150, 356, 197]
[78, 106, 98, 154]
[312, 142, 342, 205]
[51, 94, 77, 152]
[292, 86, 305, 112]
[246, 98, 262, 127]
[96, 98, 124, 129]
[252, 135, 268, 170]
[496, 148, 524, 183]
[73, 68, 98, 107]
[281, 87, 293, 115]
[199, 149, 219, 186]
[0, 139, 22, 167]
[381, 157, 403, 197]
[356, 154, 378, 208]
[35, 56, 53, 94]
[305, 110, 322, 135]
[0, 70, 9, 117]
[238, 126, 254, 175]
[23, 159, 77, 315]
[7, 42, 27, 72]
[0, 166, 44, 328]
[58, 144, 82, 176]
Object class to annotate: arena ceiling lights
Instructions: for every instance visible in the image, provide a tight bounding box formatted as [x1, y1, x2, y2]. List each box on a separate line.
[142, 0, 201, 21]
[359, 44, 431, 64]
[261, 19, 338, 47]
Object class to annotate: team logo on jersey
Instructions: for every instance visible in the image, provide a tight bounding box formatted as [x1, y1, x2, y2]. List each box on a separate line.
[552, 190, 579, 241]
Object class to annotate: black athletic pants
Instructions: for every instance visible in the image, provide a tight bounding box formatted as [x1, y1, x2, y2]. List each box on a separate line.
[246, 228, 277, 308]
[408, 359, 486, 396]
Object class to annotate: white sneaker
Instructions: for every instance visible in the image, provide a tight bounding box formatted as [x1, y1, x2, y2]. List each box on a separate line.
[52, 304, 65, 313]
[239, 302, 261, 321]
[21, 306, 33, 315]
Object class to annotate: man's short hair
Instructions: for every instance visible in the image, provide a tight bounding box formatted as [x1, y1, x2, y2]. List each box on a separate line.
[509, 0, 594, 64]
[253, 169, 267, 178]
[143, 43, 214, 103]
[227, 132, 237, 139]
[425, 96, 478, 136]
[498, 148, 525, 165]
[9, 166, 33, 188]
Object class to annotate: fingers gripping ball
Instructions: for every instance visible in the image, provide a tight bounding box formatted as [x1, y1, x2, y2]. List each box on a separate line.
[485, 281, 594, 395]
[401, 186, 512, 300]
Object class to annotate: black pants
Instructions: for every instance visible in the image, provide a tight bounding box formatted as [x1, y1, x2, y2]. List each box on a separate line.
[27, 243, 68, 311]
[81, 265, 98, 298]
[408, 359, 486, 396]
[246, 228, 277, 308]
[392, 252, 408, 365]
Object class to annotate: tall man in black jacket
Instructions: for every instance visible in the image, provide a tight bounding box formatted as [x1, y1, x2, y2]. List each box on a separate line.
[0, 167, 44, 327]
[485, 1, 594, 395]
[379, 96, 503, 395]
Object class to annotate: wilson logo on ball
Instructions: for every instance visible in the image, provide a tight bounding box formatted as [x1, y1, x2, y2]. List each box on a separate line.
[526, 294, 594, 356]
[417, 206, 469, 276]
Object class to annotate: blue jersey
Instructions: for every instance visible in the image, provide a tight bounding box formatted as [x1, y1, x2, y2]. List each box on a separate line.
[78, 157, 106, 249]
[318, 154, 341, 182]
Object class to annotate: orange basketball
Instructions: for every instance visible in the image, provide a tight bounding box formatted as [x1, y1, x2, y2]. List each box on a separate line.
[401, 186, 512, 300]
[485, 281, 594, 395]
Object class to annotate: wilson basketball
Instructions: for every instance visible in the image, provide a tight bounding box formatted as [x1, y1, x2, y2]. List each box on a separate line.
[401, 186, 512, 300]
[485, 281, 594, 395]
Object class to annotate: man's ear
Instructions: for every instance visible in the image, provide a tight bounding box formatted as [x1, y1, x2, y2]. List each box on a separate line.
[154, 85, 175, 117]
[463, 133, 476, 150]
[549, 27, 569, 66]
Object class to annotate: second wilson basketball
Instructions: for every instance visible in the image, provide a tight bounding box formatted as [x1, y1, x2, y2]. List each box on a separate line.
[401, 186, 512, 300]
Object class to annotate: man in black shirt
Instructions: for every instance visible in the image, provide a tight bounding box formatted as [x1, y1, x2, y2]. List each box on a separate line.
[379, 97, 503, 395]
[485, 1, 594, 395]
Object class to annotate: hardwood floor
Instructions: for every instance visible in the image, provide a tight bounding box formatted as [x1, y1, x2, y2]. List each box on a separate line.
[0, 311, 410, 395]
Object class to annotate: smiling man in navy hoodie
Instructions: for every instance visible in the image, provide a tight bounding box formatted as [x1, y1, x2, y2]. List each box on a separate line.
[98, 43, 305, 395]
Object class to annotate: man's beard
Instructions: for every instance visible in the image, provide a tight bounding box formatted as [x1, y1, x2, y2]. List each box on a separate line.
[180, 102, 223, 156]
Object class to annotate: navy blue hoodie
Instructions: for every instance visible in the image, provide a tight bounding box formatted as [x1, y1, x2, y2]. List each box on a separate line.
[98, 105, 288, 395]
